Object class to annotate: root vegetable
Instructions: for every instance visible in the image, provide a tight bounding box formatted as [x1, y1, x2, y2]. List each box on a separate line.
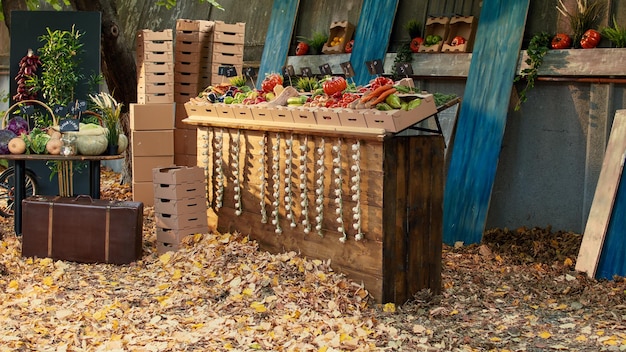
[8, 137, 26, 154]
[46, 138, 63, 155]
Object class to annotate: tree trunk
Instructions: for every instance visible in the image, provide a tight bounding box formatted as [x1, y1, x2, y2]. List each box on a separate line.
[69, 0, 135, 185]
[1, 0, 28, 33]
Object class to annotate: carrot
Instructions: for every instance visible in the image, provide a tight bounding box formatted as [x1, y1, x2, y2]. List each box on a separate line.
[360, 84, 394, 103]
[368, 88, 397, 106]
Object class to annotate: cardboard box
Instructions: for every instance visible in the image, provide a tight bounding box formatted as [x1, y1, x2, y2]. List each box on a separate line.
[153, 166, 204, 185]
[213, 31, 244, 44]
[184, 102, 219, 118]
[176, 19, 214, 33]
[174, 71, 211, 85]
[250, 105, 274, 122]
[132, 181, 155, 206]
[155, 212, 208, 231]
[132, 156, 175, 182]
[419, 17, 450, 53]
[174, 82, 203, 96]
[212, 42, 244, 55]
[363, 94, 438, 132]
[137, 93, 174, 104]
[136, 40, 173, 53]
[137, 62, 173, 74]
[139, 51, 173, 63]
[322, 21, 355, 54]
[215, 104, 236, 119]
[132, 130, 174, 156]
[156, 226, 207, 245]
[211, 51, 243, 65]
[154, 197, 207, 215]
[175, 153, 201, 167]
[137, 71, 174, 85]
[231, 105, 254, 120]
[270, 106, 294, 124]
[130, 103, 175, 131]
[441, 16, 477, 53]
[213, 21, 245, 34]
[338, 109, 368, 128]
[314, 108, 342, 126]
[175, 40, 212, 54]
[156, 240, 181, 254]
[153, 182, 206, 200]
[137, 82, 174, 95]
[137, 29, 173, 41]
[291, 107, 317, 124]
[175, 50, 210, 64]
[175, 30, 213, 43]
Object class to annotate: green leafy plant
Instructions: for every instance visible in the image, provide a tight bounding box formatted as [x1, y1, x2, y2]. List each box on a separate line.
[514, 32, 551, 111]
[392, 43, 413, 80]
[601, 16, 626, 48]
[89, 92, 122, 148]
[404, 19, 422, 39]
[556, 0, 606, 47]
[297, 32, 328, 55]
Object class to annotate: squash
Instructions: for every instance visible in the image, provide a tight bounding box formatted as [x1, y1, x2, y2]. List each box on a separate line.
[8, 137, 26, 154]
[68, 123, 109, 155]
[117, 134, 128, 154]
[46, 138, 62, 155]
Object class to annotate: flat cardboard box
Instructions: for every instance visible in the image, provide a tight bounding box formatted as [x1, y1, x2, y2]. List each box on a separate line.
[250, 105, 274, 121]
[153, 166, 205, 185]
[215, 104, 236, 119]
[291, 107, 317, 124]
[338, 109, 368, 128]
[174, 153, 201, 167]
[213, 31, 245, 44]
[137, 93, 174, 104]
[155, 212, 208, 231]
[156, 226, 208, 246]
[130, 103, 175, 131]
[137, 71, 174, 85]
[132, 181, 155, 206]
[176, 19, 214, 33]
[184, 102, 219, 118]
[153, 182, 206, 200]
[137, 29, 173, 41]
[314, 108, 342, 126]
[137, 62, 173, 74]
[270, 106, 294, 123]
[231, 105, 254, 120]
[154, 197, 207, 215]
[157, 241, 182, 254]
[132, 156, 175, 182]
[136, 40, 173, 53]
[175, 30, 213, 43]
[132, 130, 174, 156]
[213, 21, 245, 34]
[212, 42, 244, 55]
[441, 16, 477, 53]
[137, 82, 174, 95]
[174, 128, 198, 157]
[211, 51, 243, 65]
[139, 51, 173, 63]
[419, 17, 450, 53]
[363, 94, 438, 132]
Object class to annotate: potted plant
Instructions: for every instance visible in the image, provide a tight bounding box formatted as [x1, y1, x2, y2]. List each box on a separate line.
[404, 19, 423, 53]
[297, 31, 328, 55]
[89, 91, 126, 154]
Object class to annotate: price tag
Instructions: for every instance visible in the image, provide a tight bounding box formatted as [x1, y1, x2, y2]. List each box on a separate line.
[282, 64, 295, 78]
[68, 100, 87, 115]
[395, 62, 414, 76]
[243, 67, 256, 78]
[52, 104, 67, 117]
[21, 105, 35, 116]
[301, 67, 313, 77]
[59, 118, 80, 132]
[340, 61, 355, 78]
[219, 65, 238, 77]
[365, 59, 384, 75]
[319, 63, 332, 76]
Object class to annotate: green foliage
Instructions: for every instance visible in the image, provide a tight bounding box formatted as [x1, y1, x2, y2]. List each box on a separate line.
[514, 32, 551, 111]
[556, 0, 606, 47]
[404, 19, 422, 39]
[297, 32, 328, 54]
[392, 43, 413, 79]
[0, 0, 70, 21]
[156, 0, 224, 10]
[601, 16, 626, 48]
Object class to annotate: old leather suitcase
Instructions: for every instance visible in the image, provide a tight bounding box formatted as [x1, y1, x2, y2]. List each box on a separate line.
[21, 195, 144, 264]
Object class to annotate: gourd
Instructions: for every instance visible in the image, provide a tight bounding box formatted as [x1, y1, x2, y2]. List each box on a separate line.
[117, 134, 128, 154]
[68, 123, 108, 155]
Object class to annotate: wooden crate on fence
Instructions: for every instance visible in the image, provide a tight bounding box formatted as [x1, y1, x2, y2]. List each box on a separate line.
[195, 126, 443, 304]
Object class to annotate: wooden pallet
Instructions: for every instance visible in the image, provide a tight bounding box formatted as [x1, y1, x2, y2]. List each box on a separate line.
[442, 0, 530, 245]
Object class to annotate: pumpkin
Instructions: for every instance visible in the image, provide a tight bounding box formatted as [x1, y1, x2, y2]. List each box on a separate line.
[70, 123, 109, 155]
[410, 37, 423, 53]
[117, 134, 128, 154]
[8, 137, 26, 154]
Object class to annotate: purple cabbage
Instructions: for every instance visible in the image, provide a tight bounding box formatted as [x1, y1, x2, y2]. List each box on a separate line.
[7, 117, 29, 136]
[0, 129, 17, 155]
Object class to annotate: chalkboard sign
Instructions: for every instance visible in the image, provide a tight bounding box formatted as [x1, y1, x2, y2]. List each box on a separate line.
[340, 61, 355, 78]
[395, 62, 414, 76]
[53, 104, 68, 117]
[301, 67, 313, 77]
[282, 64, 295, 77]
[21, 105, 35, 116]
[366, 59, 384, 75]
[243, 67, 256, 78]
[59, 118, 80, 132]
[319, 63, 332, 76]
[68, 100, 87, 115]
[219, 65, 238, 77]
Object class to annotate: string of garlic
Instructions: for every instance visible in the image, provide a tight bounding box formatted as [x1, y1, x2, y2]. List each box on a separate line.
[299, 135, 311, 234]
[200, 129, 210, 200]
[284, 134, 297, 228]
[271, 133, 282, 234]
[232, 129, 242, 216]
[214, 128, 225, 210]
[258, 132, 268, 224]
[314, 137, 326, 237]
[350, 140, 363, 241]
[333, 138, 347, 243]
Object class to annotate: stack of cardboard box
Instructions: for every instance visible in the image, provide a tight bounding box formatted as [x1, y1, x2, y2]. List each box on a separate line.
[174, 19, 214, 167]
[210, 21, 245, 86]
[152, 166, 208, 253]
[132, 29, 176, 206]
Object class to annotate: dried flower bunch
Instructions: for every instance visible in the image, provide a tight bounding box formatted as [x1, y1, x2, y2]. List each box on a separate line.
[556, 0, 606, 46]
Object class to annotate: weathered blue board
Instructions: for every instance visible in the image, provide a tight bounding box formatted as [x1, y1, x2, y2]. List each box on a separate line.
[596, 171, 626, 279]
[350, 0, 399, 86]
[256, 0, 300, 90]
[443, 0, 530, 245]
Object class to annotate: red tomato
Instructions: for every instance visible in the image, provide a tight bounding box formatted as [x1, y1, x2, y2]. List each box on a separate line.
[551, 33, 572, 49]
[296, 42, 309, 56]
[451, 36, 466, 46]
[410, 37, 423, 53]
[261, 73, 283, 93]
[345, 39, 354, 53]
[580, 29, 601, 49]
[322, 76, 348, 96]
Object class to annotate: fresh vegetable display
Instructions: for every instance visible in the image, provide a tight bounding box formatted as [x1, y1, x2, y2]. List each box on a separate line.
[321, 76, 347, 96]
[261, 73, 283, 93]
[424, 34, 443, 46]
[580, 29, 601, 48]
[551, 33, 572, 49]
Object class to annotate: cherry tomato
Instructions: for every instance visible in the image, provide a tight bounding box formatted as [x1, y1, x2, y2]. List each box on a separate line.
[551, 33, 572, 49]
[261, 73, 283, 93]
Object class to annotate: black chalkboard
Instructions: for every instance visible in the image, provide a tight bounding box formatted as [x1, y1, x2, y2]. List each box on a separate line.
[59, 118, 80, 132]
[365, 59, 384, 75]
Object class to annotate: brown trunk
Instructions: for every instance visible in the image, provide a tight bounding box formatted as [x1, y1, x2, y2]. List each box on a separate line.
[69, 0, 136, 184]
[2, 0, 28, 33]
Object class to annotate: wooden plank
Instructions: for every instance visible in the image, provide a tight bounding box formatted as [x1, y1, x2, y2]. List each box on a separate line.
[442, 0, 530, 245]
[576, 110, 626, 277]
[349, 0, 399, 86]
[382, 137, 403, 303]
[256, 0, 300, 90]
[520, 48, 626, 77]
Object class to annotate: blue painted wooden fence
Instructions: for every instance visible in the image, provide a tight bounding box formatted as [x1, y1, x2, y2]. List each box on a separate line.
[596, 170, 626, 279]
[350, 0, 399, 86]
[256, 0, 300, 90]
[443, 0, 530, 245]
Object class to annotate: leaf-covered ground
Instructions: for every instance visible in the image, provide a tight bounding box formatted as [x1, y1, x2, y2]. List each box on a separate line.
[0, 168, 625, 351]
